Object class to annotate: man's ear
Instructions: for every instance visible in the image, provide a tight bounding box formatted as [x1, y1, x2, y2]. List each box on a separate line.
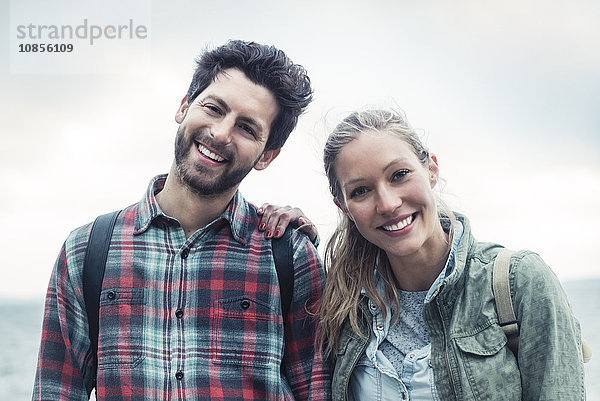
[175, 95, 189, 124]
[254, 148, 281, 171]
[333, 198, 354, 221]
[429, 154, 439, 188]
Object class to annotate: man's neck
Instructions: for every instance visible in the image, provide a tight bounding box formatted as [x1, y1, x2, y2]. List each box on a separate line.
[156, 167, 238, 238]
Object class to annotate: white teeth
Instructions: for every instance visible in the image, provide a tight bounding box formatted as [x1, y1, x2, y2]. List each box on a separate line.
[198, 144, 225, 162]
[382, 215, 413, 231]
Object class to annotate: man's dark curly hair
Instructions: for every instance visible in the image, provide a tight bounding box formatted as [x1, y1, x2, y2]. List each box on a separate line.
[186, 40, 313, 151]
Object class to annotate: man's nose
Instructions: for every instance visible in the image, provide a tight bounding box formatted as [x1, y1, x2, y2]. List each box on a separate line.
[210, 118, 234, 144]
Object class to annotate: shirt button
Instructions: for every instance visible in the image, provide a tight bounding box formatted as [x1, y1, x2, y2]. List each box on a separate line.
[175, 309, 183, 318]
[241, 299, 251, 310]
[107, 291, 116, 300]
[181, 249, 189, 259]
[376, 323, 384, 331]
[175, 370, 184, 380]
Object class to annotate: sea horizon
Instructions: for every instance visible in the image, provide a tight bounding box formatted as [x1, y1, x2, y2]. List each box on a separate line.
[3, 278, 599, 400]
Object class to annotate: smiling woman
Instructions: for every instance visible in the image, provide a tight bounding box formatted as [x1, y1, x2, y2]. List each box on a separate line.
[332, 131, 449, 285]
[322, 109, 585, 400]
[260, 108, 587, 400]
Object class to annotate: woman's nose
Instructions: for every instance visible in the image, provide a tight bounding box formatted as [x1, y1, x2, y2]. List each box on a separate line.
[375, 187, 401, 215]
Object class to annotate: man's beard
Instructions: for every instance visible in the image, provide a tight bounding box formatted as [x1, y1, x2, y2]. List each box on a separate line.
[174, 126, 260, 197]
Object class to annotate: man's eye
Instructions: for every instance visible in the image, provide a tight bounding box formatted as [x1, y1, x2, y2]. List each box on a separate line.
[239, 124, 256, 138]
[202, 103, 222, 115]
[392, 170, 409, 181]
[349, 186, 368, 199]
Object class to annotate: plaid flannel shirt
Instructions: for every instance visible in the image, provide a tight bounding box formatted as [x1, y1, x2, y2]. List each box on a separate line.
[33, 175, 331, 401]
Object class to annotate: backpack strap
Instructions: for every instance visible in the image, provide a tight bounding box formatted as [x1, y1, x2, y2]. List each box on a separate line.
[82, 210, 120, 396]
[271, 225, 296, 377]
[493, 248, 593, 363]
[492, 248, 520, 356]
[272, 226, 295, 321]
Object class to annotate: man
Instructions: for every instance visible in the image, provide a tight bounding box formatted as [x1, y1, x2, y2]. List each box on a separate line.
[32, 40, 331, 401]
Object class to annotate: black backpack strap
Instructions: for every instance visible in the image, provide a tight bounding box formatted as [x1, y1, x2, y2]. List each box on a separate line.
[272, 226, 295, 377]
[272, 226, 294, 321]
[82, 210, 120, 396]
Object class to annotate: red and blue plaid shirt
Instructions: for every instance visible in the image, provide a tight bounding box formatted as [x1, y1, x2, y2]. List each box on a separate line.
[33, 175, 331, 400]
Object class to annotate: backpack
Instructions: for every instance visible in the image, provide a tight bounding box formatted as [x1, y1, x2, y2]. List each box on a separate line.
[82, 210, 295, 395]
[492, 248, 591, 363]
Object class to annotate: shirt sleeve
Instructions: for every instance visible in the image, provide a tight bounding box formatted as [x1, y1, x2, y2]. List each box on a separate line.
[32, 229, 93, 401]
[282, 230, 332, 401]
[511, 252, 585, 401]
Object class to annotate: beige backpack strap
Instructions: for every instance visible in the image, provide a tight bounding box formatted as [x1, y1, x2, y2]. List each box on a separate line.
[582, 338, 592, 363]
[493, 248, 592, 363]
[492, 248, 520, 355]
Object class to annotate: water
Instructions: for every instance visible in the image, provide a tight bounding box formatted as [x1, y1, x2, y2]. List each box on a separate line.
[563, 279, 600, 400]
[0, 299, 44, 401]
[2, 280, 599, 400]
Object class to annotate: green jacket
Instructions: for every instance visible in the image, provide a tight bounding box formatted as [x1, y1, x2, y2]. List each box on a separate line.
[332, 214, 585, 401]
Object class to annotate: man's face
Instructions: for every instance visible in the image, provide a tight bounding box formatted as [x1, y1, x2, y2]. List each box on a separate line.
[174, 68, 280, 197]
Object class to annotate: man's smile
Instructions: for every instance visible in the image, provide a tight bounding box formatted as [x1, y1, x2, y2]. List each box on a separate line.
[195, 142, 227, 164]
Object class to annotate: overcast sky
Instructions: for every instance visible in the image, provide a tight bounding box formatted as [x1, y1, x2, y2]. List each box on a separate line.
[1, 0, 599, 298]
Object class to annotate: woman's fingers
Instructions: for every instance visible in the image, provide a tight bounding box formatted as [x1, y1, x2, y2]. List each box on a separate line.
[257, 204, 312, 240]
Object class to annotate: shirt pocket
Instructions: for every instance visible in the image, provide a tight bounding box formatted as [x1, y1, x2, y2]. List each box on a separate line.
[453, 321, 521, 399]
[98, 287, 145, 369]
[210, 296, 282, 368]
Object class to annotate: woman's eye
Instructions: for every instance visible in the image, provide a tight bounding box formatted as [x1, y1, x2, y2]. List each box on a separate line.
[392, 169, 409, 181]
[349, 186, 368, 199]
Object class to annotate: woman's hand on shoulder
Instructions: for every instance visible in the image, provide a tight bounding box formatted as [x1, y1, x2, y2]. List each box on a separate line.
[257, 203, 319, 244]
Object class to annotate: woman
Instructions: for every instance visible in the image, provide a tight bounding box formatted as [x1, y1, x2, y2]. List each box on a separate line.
[259, 109, 585, 400]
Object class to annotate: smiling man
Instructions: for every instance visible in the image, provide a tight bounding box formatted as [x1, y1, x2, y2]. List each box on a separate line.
[32, 40, 331, 401]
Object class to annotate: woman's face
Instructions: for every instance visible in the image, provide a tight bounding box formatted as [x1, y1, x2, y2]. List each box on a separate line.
[335, 130, 444, 260]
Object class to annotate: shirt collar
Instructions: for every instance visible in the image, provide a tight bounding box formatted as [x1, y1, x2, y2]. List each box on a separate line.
[219, 190, 250, 245]
[425, 218, 464, 302]
[134, 174, 168, 234]
[134, 174, 249, 245]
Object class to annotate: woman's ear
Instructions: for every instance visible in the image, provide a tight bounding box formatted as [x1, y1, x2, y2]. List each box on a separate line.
[429, 154, 439, 188]
[334, 198, 354, 221]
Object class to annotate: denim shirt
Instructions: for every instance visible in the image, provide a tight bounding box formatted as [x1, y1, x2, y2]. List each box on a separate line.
[348, 222, 464, 401]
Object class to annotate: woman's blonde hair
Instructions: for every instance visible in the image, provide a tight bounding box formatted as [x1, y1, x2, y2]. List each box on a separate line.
[319, 108, 454, 358]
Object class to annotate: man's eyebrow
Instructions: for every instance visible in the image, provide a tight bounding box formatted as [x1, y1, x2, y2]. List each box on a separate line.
[238, 115, 265, 135]
[201, 95, 230, 113]
[201, 95, 266, 134]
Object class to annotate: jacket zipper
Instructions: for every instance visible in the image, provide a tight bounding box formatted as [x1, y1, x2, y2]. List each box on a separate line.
[344, 335, 370, 401]
[435, 293, 457, 400]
